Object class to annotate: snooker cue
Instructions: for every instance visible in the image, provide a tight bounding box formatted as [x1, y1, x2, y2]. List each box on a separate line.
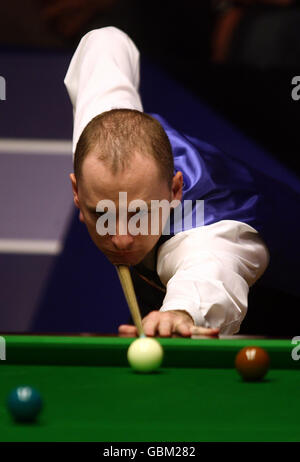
[116, 265, 145, 337]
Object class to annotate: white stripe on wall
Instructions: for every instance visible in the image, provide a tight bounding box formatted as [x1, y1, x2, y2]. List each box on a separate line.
[0, 239, 62, 255]
[0, 139, 72, 155]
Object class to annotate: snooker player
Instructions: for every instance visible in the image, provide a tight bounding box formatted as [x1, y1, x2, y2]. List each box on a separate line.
[64, 26, 271, 338]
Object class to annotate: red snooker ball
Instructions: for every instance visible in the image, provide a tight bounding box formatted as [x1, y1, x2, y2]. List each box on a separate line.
[235, 346, 270, 381]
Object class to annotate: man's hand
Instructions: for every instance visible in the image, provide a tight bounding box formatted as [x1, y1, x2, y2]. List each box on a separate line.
[118, 310, 220, 338]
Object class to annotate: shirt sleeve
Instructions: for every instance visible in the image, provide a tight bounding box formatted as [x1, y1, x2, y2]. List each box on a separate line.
[64, 26, 143, 154]
[157, 220, 270, 335]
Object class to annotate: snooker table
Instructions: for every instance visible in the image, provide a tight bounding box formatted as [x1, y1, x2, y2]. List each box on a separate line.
[0, 335, 299, 442]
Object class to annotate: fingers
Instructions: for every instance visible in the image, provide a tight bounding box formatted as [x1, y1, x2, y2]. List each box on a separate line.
[143, 311, 161, 337]
[190, 326, 220, 338]
[157, 318, 173, 337]
[174, 322, 193, 337]
[142, 310, 194, 338]
[118, 312, 220, 338]
[172, 310, 194, 337]
[118, 324, 138, 337]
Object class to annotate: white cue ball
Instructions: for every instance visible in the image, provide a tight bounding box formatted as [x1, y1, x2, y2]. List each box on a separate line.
[127, 338, 164, 373]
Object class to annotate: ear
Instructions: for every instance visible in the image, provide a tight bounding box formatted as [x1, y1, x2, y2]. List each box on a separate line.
[70, 173, 85, 223]
[171, 171, 183, 202]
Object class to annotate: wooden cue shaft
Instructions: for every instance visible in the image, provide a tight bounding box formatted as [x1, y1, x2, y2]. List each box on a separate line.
[115, 265, 145, 337]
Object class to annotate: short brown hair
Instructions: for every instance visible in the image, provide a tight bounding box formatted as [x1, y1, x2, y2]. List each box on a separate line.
[74, 109, 174, 187]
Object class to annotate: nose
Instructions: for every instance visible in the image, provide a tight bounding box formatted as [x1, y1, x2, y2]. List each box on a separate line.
[111, 233, 135, 250]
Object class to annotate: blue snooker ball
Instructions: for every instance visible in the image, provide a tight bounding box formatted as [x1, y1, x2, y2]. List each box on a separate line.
[7, 386, 43, 422]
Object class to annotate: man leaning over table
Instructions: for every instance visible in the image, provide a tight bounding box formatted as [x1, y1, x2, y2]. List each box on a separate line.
[64, 26, 271, 338]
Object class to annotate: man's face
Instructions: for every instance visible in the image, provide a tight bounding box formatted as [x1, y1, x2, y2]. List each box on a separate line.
[70, 151, 183, 266]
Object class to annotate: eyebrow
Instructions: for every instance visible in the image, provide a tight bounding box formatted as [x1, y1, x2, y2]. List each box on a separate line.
[86, 202, 154, 213]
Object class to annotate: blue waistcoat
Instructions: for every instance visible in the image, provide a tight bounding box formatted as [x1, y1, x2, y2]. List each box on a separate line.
[149, 113, 300, 297]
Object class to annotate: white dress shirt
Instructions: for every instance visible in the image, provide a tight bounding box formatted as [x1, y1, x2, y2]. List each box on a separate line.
[64, 26, 270, 334]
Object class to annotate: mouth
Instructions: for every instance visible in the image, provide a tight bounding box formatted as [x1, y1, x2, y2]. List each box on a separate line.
[107, 251, 143, 266]
[107, 251, 136, 257]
